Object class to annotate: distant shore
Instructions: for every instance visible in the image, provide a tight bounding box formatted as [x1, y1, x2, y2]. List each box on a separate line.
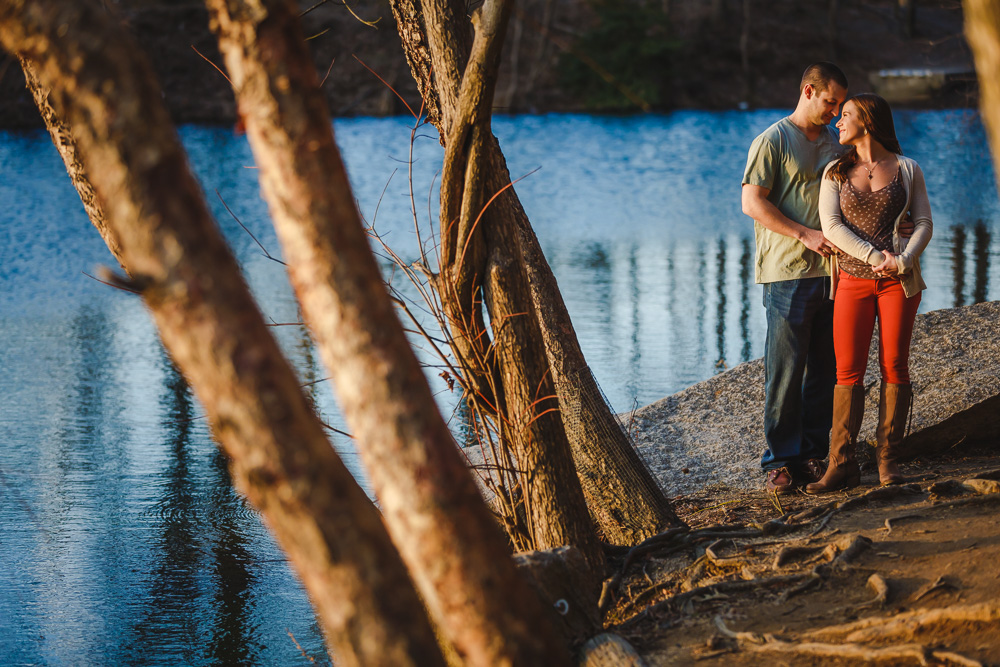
[0, 0, 978, 129]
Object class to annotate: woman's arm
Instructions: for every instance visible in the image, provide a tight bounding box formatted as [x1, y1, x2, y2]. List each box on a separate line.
[895, 162, 933, 274]
[818, 164, 883, 265]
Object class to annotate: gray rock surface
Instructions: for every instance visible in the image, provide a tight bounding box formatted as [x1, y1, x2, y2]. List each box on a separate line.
[631, 300, 1000, 495]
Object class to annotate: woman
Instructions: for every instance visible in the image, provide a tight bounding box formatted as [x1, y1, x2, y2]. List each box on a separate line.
[806, 93, 932, 494]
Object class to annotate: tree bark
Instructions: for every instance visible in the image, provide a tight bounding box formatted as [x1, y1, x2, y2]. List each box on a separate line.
[18, 58, 125, 267]
[202, 0, 575, 664]
[486, 150, 684, 543]
[400, 0, 607, 564]
[390, 0, 682, 545]
[1, 2, 445, 665]
[965, 0, 1000, 191]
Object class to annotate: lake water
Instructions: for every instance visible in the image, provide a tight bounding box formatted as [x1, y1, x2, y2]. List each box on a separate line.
[2, 111, 997, 665]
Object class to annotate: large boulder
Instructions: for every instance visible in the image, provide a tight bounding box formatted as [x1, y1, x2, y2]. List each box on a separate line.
[632, 300, 1000, 495]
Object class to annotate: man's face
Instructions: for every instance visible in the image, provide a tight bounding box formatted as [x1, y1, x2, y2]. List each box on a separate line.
[805, 81, 847, 127]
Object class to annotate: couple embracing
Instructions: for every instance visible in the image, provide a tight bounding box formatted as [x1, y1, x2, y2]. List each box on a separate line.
[742, 62, 933, 495]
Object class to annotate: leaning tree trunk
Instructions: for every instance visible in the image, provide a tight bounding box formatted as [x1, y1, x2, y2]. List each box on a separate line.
[1, 2, 446, 665]
[391, 0, 682, 545]
[431, 0, 605, 565]
[203, 0, 576, 664]
[18, 59, 125, 267]
[965, 0, 1000, 190]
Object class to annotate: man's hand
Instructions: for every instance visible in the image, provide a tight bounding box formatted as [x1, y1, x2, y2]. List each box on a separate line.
[743, 185, 835, 256]
[872, 250, 899, 277]
[800, 227, 836, 258]
[898, 212, 915, 238]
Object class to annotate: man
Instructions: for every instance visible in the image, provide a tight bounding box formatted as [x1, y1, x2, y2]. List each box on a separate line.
[742, 63, 848, 494]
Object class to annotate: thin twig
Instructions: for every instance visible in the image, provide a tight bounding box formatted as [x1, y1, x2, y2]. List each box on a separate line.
[216, 190, 287, 265]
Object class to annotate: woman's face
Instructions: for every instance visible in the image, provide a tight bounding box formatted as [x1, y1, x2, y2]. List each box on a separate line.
[835, 100, 866, 146]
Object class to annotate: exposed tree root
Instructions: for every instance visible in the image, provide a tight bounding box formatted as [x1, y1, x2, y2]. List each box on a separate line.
[807, 484, 923, 536]
[600, 522, 798, 613]
[772, 544, 824, 569]
[704, 539, 749, 568]
[786, 501, 838, 523]
[883, 513, 923, 534]
[616, 466, 1000, 664]
[909, 575, 957, 603]
[605, 490, 884, 616]
[750, 640, 979, 666]
[824, 534, 872, 566]
[777, 564, 829, 602]
[929, 492, 1000, 512]
[617, 571, 817, 626]
[961, 478, 1000, 495]
[863, 573, 891, 609]
[714, 616, 983, 666]
[614, 531, 869, 616]
[802, 600, 1000, 643]
[608, 474, 1000, 642]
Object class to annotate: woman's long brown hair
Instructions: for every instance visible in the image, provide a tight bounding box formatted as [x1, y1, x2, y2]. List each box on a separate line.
[827, 93, 903, 184]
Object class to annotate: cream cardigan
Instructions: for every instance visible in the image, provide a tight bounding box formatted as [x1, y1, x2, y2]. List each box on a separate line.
[819, 155, 933, 298]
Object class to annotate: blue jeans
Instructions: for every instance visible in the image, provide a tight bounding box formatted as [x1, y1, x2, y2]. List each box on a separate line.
[760, 277, 836, 472]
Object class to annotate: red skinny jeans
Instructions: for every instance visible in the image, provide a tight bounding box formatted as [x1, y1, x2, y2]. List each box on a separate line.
[833, 272, 921, 386]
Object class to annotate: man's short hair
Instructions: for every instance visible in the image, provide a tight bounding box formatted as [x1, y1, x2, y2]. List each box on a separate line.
[800, 62, 848, 93]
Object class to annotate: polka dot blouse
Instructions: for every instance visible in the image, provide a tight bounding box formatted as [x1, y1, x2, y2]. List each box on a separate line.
[838, 169, 906, 279]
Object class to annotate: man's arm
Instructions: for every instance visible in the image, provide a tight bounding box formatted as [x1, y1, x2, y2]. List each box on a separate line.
[741, 184, 836, 257]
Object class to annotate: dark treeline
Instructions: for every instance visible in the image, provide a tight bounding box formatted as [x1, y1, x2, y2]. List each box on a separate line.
[0, 0, 974, 128]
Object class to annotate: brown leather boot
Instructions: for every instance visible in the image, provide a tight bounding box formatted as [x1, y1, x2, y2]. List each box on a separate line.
[876, 382, 912, 485]
[806, 384, 864, 494]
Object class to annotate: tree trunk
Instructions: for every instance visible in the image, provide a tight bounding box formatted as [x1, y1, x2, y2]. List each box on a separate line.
[514, 546, 602, 648]
[487, 141, 684, 543]
[442, 0, 604, 563]
[390, 0, 683, 546]
[18, 59, 125, 268]
[741, 0, 753, 106]
[965, 0, 1000, 191]
[203, 0, 575, 664]
[827, 0, 838, 60]
[899, 0, 917, 38]
[1, 2, 445, 665]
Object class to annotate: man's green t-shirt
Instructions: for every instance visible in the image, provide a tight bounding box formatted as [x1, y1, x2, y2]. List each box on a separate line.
[742, 117, 844, 284]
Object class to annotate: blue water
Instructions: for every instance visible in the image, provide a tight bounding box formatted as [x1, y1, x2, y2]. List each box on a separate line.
[1, 111, 997, 664]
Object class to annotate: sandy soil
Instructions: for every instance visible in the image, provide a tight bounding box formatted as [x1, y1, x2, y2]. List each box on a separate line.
[597, 448, 1000, 666]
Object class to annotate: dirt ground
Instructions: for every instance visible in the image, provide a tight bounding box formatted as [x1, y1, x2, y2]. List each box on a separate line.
[598, 447, 1000, 666]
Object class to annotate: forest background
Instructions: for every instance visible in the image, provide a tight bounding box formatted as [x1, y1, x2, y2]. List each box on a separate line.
[0, 0, 977, 128]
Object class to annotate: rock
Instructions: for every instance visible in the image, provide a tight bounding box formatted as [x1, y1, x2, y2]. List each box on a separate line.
[577, 633, 647, 666]
[631, 301, 1000, 495]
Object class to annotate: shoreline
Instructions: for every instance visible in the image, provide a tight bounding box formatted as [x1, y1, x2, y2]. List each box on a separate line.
[0, 103, 983, 133]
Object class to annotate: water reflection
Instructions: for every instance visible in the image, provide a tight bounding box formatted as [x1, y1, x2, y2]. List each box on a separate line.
[952, 225, 967, 307]
[2, 111, 999, 665]
[739, 237, 754, 363]
[569, 234, 762, 407]
[715, 237, 727, 368]
[948, 220, 993, 308]
[130, 360, 204, 662]
[973, 221, 991, 304]
[206, 444, 259, 667]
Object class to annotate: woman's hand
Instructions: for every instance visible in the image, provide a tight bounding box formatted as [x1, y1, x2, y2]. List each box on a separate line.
[872, 250, 899, 277]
